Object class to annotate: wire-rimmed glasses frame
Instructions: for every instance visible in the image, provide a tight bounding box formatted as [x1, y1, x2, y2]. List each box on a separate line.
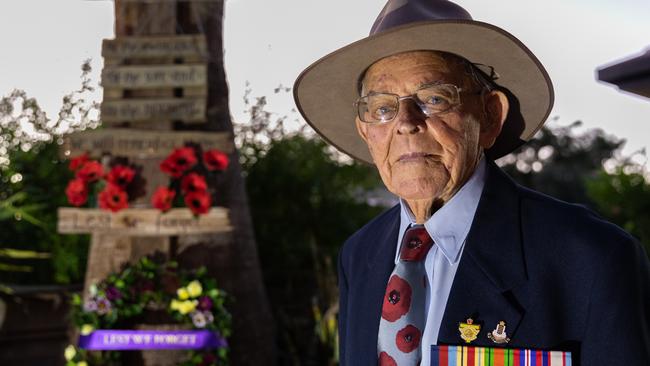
[354, 83, 474, 124]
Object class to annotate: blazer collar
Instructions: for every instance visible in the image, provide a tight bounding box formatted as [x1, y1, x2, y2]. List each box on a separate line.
[438, 159, 529, 346]
[465, 159, 527, 292]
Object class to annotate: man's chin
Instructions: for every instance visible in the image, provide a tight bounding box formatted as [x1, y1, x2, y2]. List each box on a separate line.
[390, 178, 448, 202]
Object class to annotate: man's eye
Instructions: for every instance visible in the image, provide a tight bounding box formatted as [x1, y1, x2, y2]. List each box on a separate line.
[375, 106, 395, 114]
[425, 96, 446, 105]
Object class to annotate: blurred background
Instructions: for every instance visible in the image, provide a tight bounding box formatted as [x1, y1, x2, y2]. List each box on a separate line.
[0, 0, 648, 365]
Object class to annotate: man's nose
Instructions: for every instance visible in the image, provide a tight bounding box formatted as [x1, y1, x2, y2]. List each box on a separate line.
[395, 98, 426, 135]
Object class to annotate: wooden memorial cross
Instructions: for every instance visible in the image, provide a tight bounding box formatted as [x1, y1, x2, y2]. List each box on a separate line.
[57, 1, 275, 363]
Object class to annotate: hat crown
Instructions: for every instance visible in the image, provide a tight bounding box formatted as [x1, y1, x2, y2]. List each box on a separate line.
[371, 0, 473, 35]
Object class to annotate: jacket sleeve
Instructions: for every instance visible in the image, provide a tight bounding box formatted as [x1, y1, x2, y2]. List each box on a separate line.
[338, 246, 349, 366]
[580, 237, 650, 365]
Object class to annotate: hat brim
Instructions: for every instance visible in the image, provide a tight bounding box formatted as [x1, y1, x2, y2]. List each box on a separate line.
[294, 20, 554, 164]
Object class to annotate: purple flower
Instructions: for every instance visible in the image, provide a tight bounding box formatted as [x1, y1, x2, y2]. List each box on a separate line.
[96, 296, 112, 315]
[105, 286, 122, 301]
[83, 299, 98, 312]
[198, 296, 213, 311]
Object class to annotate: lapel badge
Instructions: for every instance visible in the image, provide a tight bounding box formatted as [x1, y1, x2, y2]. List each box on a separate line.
[458, 318, 481, 344]
[487, 320, 511, 344]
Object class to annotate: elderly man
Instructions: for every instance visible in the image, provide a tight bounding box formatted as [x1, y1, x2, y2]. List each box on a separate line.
[293, 1, 650, 365]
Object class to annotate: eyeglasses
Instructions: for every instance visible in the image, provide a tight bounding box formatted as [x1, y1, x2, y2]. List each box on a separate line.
[354, 83, 477, 124]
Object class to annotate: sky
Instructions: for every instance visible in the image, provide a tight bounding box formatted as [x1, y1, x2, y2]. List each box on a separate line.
[1, 0, 649, 162]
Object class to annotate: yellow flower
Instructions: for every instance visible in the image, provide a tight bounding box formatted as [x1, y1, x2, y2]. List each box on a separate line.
[176, 287, 189, 300]
[186, 280, 203, 298]
[64, 345, 76, 361]
[80, 324, 94, 336]
[170, 299, 182, 311]
[77, 362, 88, 366]
[178, 300, 198, 315]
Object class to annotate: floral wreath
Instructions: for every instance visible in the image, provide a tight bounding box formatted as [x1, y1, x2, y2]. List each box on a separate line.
[65, 253, 231, 366]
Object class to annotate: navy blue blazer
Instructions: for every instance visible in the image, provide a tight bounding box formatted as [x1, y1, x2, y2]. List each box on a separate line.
[338, 160, 650, 365]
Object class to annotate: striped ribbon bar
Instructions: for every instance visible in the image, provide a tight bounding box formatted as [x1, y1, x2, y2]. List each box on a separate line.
[431, 345, 572, 366]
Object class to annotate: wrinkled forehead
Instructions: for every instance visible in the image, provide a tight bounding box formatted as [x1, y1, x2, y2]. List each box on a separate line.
[359, 50, 471, 94]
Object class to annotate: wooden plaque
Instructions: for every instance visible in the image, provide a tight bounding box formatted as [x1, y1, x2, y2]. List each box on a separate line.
[102, 64, 207, 89]
[60, 129, 233, 159]
[57, 207, 231, 236]
[102, 35, 207, 59]
[100, 98, 206, 123]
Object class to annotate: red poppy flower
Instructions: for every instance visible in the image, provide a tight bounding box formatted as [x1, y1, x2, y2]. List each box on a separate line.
[379, 352, 397, 366]
[98, 184, 129, 212]
[160, 147, 197, 177]
[181, 173, 208, 194]
[69, 153, 89, 171]
[151, 186, 176, 212]
[400, 227, 434, 261]
[203, 149, 229, 171]
[382, 275, 411, 322]
[106, 165, 136, 188]
[76, 160, 104, 182]
[160, 159, 184, 178]
[65, 178, 88, 206]
[184, 191, 211, 215]
[396, 324, 421, 353]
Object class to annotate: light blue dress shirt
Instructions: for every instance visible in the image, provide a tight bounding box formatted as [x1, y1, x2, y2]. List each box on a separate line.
[395, 157, 487, 366]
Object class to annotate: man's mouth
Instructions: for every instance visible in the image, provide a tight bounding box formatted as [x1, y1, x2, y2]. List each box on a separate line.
[397, 152, 435, 162]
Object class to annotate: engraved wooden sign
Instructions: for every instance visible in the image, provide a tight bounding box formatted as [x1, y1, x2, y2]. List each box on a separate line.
[102, 35, 207, 59]
[60, 129, 233, 159]
[57, 208, 231, 236]
[100, 98, 205, 123]
[102, 64, 207, 89]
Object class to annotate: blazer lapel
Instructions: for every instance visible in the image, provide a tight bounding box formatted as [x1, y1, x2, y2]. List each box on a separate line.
[350, 206, 400, 365]
[438, 160, 529, 347]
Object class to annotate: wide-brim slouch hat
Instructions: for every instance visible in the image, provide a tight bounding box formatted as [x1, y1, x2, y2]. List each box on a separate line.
[293, 0, 554, 163]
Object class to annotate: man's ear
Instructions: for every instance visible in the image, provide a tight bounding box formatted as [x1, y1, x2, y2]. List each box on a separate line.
[480, 90, 509, 149]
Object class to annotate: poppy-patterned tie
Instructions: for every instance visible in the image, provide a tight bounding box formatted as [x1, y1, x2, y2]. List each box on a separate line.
[378, 225, 434, 366]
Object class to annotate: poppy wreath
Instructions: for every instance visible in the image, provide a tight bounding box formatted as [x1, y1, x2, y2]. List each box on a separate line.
[153, 144, 230, 216]
[65, 252, 231, 366]
[65, 153, 146, 212]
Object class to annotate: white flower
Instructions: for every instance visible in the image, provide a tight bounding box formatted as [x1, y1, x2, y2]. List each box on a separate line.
[191, 311, 207, 328]
[83, 300, 97, 313]
[89, 284, 98, 296]
[203, 311, 214, 324]
[95, 296, 112, 315]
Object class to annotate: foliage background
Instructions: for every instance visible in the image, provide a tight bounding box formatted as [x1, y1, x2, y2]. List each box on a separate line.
[0, 63, 98, 285]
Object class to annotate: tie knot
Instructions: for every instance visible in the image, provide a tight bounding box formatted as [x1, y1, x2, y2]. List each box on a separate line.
[399, 225, 434, 262]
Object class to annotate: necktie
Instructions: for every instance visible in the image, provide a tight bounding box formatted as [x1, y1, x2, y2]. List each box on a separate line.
[378, 225, 434, 366]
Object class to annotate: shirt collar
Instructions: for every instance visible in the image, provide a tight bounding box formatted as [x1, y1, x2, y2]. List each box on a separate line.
[396, 157, 487, 265]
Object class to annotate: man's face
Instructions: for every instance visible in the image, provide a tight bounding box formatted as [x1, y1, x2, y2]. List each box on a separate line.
[356, 51, 507, 203]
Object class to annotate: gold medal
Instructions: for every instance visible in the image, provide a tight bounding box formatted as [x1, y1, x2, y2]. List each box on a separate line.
[458, 318, 481, 344]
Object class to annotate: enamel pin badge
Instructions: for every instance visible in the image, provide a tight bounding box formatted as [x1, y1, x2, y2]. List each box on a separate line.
[487, 320, 510, 344]
[458, 318, 481, 344]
